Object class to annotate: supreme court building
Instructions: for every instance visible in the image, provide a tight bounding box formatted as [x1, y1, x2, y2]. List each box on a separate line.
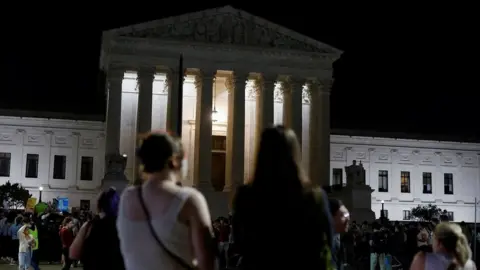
[100, 5, 342, 212]
[0, 6, 477, 219]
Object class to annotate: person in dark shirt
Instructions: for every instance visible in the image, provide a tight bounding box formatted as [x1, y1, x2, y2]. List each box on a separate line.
[328, 199, 350, 270]
[59, 217, 74, 270]
[232, 126, 334, 270]
[70, 187, 125, 270]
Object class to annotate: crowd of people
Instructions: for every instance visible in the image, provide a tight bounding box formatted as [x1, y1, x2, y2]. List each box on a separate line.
[0, 126, 478, 270]
[0, 205, 96, 269]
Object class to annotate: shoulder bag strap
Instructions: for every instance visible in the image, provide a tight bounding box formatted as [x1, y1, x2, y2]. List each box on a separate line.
[136, 187, 194, 270]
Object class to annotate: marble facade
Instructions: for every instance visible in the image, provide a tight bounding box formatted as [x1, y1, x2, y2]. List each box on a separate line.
[0, 115, 105, 210]
[100, 6, 342, 198]
[1, 115, 479, 221]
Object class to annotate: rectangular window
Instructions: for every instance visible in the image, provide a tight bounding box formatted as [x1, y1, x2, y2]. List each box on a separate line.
[400, 171, 410, 193]
[0, 152, 11, 177]
[444, 173, 453, 194]
[80, 200, 91, 211]
[80, 156, 94, 181]
[53, 155, 66, 179]
[446, 211, 454, 221]
[422, 172, 432, 194]
[403, 210, 411, 220]
[212, 136, 226, 152]
[378, 170, 388, 192]
[332, 168, 343, 185]
[25, 154, 39, 178]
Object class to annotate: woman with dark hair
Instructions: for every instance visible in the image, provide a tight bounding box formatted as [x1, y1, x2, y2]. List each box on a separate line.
[117, 131, 215, 270]
[69, 187, 124, 270]
[232, 126, 334, 270]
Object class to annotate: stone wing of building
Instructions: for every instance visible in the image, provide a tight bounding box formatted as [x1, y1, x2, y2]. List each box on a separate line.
[110, 6, 341, 54]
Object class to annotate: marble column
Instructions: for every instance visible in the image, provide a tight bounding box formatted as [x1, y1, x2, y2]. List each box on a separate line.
[254, 74, 276, 149]
[282, 77, 304, 146]
[225, 71, 248, 192]
[193, 70, 216, 190]
[105, 68, 124, 156]
[134, 67, 155, 185]
[308, 78, 333, 188]
[166, 69, 182, 136]
[137, 67, 155, 135]
[103, 67, 128, 190]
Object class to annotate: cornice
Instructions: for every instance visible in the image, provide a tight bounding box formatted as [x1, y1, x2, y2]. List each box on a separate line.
[0, 116, 104, 131]
[331, 134, 480, 152]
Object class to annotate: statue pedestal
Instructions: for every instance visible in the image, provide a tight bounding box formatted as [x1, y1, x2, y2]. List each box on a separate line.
[102, 153, 129, 193]
[329, 184, 376, 223]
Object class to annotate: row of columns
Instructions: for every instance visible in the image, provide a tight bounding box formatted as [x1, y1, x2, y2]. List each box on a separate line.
[104, 66, 332, 190]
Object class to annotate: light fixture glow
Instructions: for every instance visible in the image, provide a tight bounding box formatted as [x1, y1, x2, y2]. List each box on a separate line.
[381, 200, 384, 204]
[122, 154, 127, 158]
[211, 109, 218, 122]
[39, 186, 44, 191]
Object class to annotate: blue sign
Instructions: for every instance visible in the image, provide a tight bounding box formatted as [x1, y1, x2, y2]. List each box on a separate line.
[57, 198, 69, 212]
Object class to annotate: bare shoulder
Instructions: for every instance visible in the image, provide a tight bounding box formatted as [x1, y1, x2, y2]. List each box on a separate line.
[410, 252, 426, 270]
[182, 187, 208, 210]
[118, 186, 145, 220]
[465, 259, 477, 270]
[180, 187, 211, 224]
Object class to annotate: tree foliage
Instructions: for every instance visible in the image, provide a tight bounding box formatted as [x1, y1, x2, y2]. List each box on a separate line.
[0, 181, 32, 209]
[410, 204, 443, 221]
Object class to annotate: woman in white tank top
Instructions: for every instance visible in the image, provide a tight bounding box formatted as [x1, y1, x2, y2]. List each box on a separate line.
[117, 132, 215, 270]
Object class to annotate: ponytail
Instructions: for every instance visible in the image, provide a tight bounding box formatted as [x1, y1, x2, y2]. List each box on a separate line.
[447, 234, 470, 270]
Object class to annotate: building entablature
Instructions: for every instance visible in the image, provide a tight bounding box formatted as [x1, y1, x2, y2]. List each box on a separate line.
[0, 116, 104, 132]
[331, 135, 480, 153]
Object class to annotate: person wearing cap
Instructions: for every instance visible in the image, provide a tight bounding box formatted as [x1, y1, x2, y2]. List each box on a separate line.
[328, 199, 350, 270]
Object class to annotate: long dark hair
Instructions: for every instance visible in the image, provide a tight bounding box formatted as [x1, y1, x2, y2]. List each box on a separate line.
[249, 126, 308, 192]
[97, 188, 120, 217]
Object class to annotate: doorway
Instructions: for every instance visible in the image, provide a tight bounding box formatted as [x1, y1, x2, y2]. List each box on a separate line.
[211, 135, 226, 191]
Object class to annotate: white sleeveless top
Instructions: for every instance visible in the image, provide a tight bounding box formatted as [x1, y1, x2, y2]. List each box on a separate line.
[117, 183, 196, 270]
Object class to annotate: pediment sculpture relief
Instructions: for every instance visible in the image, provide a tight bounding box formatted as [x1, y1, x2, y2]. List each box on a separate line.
[120, 14, 331, 53]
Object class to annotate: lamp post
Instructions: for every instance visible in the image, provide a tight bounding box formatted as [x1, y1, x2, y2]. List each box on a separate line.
[380, 200, 385, 224]
[38, 186, 43, 203]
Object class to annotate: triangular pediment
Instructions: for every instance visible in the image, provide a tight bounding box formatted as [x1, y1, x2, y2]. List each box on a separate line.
[109, 6, 342, 54]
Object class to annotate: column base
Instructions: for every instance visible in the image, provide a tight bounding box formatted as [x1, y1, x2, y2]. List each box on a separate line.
[102, 153, 129, 193]
[222, 185, 232, 192]
[194, 182, 214, 192]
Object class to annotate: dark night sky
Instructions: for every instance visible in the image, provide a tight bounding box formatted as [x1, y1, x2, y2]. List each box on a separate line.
[1, 4, 478, 140]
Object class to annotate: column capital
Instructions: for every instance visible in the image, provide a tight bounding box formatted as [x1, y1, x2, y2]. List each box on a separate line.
[232, 70, 250, 79]
[107, 68, 125, 81]
[260, 73, 278, 84]
[226, 73, 248, 94]
[288, 76, 306, 88]
[254, 74, 277, 92]
[194, 70, 216, 90]
[317, 78, 333, 93]
[279, 79, 292, 94]
[137, 67, 156, 81]
[197, 68, 217, 79]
